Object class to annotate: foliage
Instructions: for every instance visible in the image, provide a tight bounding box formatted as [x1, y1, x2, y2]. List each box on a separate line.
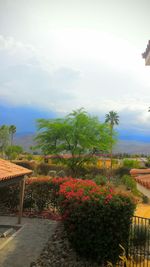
[0, 125, 10, 156]
[5, 145, 23, 160]
[0, 185, 20, 210]
[123, 159, 140, 169]
[114, 167, 130, 177]
[36, 162, 68, 175]
[48, 177, 70, 208]
[26, 181, 51, 212]
[142, 195, 149, 204]
[35, 108, 113, 176]
[131, 224, 149, 247]
[105, 111, 119, 170]
[0, 124, 17, 157]
[93, 175, 107, 186]
[121, 175, 138, 195]
[56, 178, 135, 265]
[9, 125, 16, 146]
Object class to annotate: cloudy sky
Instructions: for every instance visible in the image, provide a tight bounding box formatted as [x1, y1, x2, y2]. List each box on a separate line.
[0, 0, 150, 138]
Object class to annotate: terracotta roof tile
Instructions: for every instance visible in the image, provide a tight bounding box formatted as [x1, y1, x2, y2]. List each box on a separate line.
[134, 174, 150, 189]
[130, 169, 150, 177]
[0, 158, 32, 181]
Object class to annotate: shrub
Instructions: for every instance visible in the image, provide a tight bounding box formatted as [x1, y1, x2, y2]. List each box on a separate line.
[121, 175, 138, 195]
[36, 163, 52, 175]
[36, 163, 69, 176]
[131, 225, 149, 248]
[142, 195, 149, 204]
[93, 175, 107, 186]
[26, 181, 51, 212]
[57, 179, 136, 265]
[57, 170, 66, 177]
[115, 167, 130, 177]
[48, 170, 57, 177]
[24, 178, 53, 211]
[48, 177, 70, 208]
[123, 159, 140, 169]
[0, 185, 20, 211]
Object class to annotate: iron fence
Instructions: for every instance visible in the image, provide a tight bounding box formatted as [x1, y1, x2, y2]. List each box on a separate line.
[127, 215, 150, 267]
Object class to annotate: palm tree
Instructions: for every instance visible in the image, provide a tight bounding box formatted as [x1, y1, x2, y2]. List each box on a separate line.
[105, 111, 119, 172]
[9, 125, 16, 146]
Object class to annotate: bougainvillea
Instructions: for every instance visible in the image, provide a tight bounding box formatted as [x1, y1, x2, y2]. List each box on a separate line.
[59, 178, 114, 203]
[55, 178, 136, 265]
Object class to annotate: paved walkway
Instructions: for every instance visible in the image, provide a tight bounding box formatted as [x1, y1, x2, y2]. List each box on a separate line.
[0, 216, 58, 267]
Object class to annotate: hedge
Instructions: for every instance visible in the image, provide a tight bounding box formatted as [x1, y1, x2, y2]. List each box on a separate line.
[56, 178, 136, 265]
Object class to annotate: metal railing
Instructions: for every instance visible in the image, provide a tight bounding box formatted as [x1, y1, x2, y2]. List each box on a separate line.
[127, 215, 150, 267]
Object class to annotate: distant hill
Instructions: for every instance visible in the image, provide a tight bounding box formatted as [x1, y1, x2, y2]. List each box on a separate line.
[114, 140, 150, 154]
[14, 132, 150, 154]
[14, 133, 35, 152]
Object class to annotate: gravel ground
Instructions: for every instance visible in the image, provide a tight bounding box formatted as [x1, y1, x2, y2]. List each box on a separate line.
[34, 222, 101, 267]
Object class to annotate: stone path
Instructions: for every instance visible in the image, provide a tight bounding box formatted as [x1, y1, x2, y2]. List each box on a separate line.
[0, 216, 58, 267]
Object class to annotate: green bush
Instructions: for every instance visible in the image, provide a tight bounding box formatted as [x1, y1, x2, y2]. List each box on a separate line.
[123, 159, 140, 169]
[36, 163, 68, 176]
[131, 225, 149, 247]
[0, 178, 52, 213]
[0, 185, 20, 211]
[36, 163, 52, 175]
[93, 175, 107, 186]
[57, 178, 136, 265]
[142, 195, 149, 204]
[114, 167, 130, 177]
[26, 181, 51, 211]
[121, 175, 138, 195]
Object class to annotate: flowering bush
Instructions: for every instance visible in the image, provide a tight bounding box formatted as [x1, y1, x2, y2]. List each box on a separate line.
[57, 178, 136, 265]
[48, 177, 70, 208]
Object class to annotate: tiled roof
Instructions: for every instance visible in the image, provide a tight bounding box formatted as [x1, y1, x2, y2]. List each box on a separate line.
[0, 158, 32, 182]
[130, 169, 150, 177]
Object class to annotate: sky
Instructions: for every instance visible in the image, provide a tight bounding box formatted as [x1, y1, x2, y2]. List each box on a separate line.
[0, 0, 150, 139]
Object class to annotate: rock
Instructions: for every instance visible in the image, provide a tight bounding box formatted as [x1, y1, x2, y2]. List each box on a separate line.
[33, 222, 100, 267]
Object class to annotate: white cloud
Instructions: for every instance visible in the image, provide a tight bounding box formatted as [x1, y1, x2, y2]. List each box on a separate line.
[0, 32, 150, 135]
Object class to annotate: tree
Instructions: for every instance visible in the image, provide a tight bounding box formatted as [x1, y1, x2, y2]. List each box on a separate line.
[9, 125, 16, 146]
[5, 145, 23, 160]
[35, 108, 112, 176]
[105, 111, 119, 171]
[0, 125, 10, 157]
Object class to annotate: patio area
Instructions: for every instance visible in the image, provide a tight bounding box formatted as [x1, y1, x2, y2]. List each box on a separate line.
[0, 216, 58, 267]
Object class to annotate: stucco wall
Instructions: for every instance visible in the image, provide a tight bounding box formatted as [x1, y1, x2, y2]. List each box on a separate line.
[137, 183, 150, 199]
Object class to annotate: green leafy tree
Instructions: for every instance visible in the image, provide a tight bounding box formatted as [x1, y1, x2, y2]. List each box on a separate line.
[105, 111, 119, 171]
[9, 125, 16, 146]
[35, 108, 112, 176]
[5, 145, 23, 160]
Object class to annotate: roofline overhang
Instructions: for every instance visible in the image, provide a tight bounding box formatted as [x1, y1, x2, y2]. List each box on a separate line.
[0, 175, 28, 188]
